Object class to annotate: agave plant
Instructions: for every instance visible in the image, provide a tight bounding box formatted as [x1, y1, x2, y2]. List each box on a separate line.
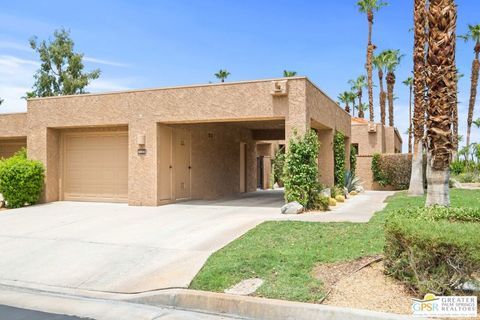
[344, 170, 361, 192]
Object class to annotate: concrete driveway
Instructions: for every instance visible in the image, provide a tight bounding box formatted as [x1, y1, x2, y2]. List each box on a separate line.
[0, 191, 283, 293]
[0, 190, 393, 294]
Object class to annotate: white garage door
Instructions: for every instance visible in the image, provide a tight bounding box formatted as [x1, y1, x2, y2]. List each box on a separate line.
[63, 132, 128, 202]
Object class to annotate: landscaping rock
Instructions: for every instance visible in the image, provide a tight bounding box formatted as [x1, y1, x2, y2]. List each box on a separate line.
[224, 278, 264, 296]
[355, 185, 365, 193]
[280, 201, 304, 214]
[450, 178, 462, 189]
[320, 188, 331, 198]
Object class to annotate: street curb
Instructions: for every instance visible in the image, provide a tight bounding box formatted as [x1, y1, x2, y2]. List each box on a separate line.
[127, 289, 418, 320]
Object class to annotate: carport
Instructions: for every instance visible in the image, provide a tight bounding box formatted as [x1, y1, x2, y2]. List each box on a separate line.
[157, 119, 285, 203]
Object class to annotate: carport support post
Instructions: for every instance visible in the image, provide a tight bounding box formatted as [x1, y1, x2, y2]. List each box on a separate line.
[129, 121, 159, 206]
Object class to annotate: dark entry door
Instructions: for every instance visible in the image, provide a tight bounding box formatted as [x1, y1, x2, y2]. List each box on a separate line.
[257, 156, 264, 189]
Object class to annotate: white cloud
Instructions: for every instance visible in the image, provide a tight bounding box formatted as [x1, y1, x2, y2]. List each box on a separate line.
[0, 40, 31, 52]
[0, 54, 132, 114]
[84, 56, 130, 68]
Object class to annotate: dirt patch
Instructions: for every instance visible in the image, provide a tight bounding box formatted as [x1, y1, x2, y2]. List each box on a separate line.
[313, 257, 415, 315]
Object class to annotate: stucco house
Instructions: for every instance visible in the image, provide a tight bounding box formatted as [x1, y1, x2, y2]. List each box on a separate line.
[0, 77, 351, 206]
[350, 117, 403, 190]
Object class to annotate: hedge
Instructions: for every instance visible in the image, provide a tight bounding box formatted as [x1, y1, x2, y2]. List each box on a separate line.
[0, 149, 45, 208]
[384, 207, 480, 297]
[372, 153, 412, 190]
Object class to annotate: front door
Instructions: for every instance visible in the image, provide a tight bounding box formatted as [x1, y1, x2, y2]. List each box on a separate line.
[174, 128, 191, 200]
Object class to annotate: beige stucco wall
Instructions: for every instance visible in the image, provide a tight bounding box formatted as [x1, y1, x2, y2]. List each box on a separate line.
[0, 77, 350, 206]
[352, 123, 403, 156]
[0, 113, 28, 138]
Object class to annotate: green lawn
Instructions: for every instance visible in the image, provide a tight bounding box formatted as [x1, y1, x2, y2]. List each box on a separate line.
[189, 189, 480, 303]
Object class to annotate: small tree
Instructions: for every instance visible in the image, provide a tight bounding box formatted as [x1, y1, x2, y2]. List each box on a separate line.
[283, 130, 320, 208]
[350, 145, 358, 176]
[272, 147, 286, 186]
[26, 28, 100, 98]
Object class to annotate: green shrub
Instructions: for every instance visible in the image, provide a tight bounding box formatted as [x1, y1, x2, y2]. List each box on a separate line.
[0, 151, 44, 208]
[283, 130, 320, 209]
[456, 172, 480, 183]
[450, 160, 465, 175]
[312, 193, 329, 211]
[350, 145, 357, 176]
[333, 131, 345, 187]
[272, 147, 286, 186]
[384, 208, 480, 297]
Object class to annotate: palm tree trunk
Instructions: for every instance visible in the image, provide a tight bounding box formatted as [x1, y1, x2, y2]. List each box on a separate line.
[408, 84, 413, 153]
[378, 69, 386, 125]
[358, 92, 364, 118]
[425, 0, 457, 207]
[409, 0, 428, 196]
[345, 102, 350, 114]
[466, 46, 480, 147]
[367, 11, 375, 122]
[386, 72, 395, 126]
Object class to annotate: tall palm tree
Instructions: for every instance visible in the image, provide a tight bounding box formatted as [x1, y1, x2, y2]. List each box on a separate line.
[459, 24, 480, 147]
[283, 70, 297, 77]
[349, 75, 368, 118]
[338, 91, 355, 114]
[214, 69, 230, 83]
[384, 49, 404, 127]
[409, 0, 428, 196]
[452, 71, 463, 156]
[425, 0, 457, 207]
[403, 77, 414, 153]
[373, 51, 389, 125]
[357, 0, 388, 123]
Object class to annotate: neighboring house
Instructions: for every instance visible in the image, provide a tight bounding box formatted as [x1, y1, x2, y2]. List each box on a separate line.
[350, 117, 403, 190]
[0, 77, 351, 206]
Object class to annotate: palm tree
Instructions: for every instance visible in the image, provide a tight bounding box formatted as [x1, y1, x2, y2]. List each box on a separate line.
[384, 49, 404, 127]
[283, 70, 297, 77]
[403, 77, 414, 153]
[373, 51, 389, 125]
[474, 118, 480, 129]
[452, 71, 463, 156]
[409, 0, 428, 196]
[338, 92, 352, 113]
[357, 0, 388, 123]
[355, 103, 369, 118]
[349, 75, 368, 118]
[0, 98, 3, 106]
[425, 0, 457, 207]
[459, 24, 480, 147]
[214, 69, 230, 83]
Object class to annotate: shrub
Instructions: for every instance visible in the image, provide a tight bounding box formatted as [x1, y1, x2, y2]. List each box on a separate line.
[283, 130, 321, 209]
[371, 153, 389, 186]
[450, 160, 465, 175]
[312, 194, 329, 211]
[329, 198, 337, 206]
[333, 131, 345, 187]
[456, 172, 480, 183]
[335, 195, 345, 202]
[384, 207, 480, 297]
[272, 147, 286, 186]
[0, 151, 44, 208]
[350, 145, 357, 176]
[330, 185, 343, 198]
[372, 153, 412, 190]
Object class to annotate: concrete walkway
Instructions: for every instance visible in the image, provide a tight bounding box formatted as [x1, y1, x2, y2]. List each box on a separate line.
[0, 190, 393, 294]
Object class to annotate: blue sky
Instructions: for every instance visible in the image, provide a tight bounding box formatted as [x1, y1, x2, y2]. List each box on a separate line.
[0, 0, 479, 150]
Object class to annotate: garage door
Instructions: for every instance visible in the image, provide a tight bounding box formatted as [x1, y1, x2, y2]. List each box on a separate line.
[63, 132, 128, 202]
[0, 139, 26, 159]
